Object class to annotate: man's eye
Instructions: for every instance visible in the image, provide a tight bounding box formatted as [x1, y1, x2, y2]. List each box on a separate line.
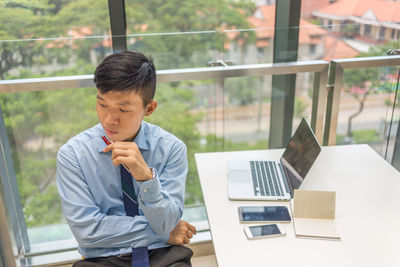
[120, 108, 129, 113]
[99, 103, 107, 108]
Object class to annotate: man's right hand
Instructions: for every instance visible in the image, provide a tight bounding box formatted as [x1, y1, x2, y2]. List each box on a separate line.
[167, 220, 197, 246]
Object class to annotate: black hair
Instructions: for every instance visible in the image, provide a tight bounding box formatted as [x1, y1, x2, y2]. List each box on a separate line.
[94, 50, 156, 106]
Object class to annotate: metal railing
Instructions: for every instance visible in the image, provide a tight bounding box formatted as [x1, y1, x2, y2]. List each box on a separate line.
[324, 55, 400, 145]
[0, 60, 330, 141]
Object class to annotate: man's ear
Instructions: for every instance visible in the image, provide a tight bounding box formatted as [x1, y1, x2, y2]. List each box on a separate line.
[145, 100, 157, 116]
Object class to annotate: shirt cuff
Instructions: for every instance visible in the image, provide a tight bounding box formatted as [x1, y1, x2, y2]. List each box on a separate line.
[137, 168, 162, 203]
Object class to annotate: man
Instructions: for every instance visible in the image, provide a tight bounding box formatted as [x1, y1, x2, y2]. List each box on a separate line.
[57, 50, 196, 267]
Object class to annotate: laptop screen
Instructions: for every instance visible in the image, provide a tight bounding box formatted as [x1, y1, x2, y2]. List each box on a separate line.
[281, 118, 321, 191]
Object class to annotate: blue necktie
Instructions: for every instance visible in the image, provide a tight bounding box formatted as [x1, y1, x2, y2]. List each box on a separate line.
[121, 166, 150, 267]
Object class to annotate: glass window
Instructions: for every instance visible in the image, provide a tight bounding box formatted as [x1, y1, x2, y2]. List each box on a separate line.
[379, 27, 386, 40]
[124, 0, 255, 69]
[126, 31, 218, 70]
[223, 29, 274, 65]
[309, 44, 316, 54]
[365, 25, 371, 37]
[0, 0, 257, 257]
[0, 0, 112, 255]
[328, 20, 333, 30]
[300, 0, 390, 60]
[0, 86, 98, 250]
[335, 65, 400, 162]
[223, 72, 316, 150]
[0, 0, 111, 80]
[4, 1, 400, 265]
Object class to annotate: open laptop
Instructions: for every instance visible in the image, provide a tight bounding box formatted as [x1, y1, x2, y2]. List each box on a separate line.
[227, 118, 321, 200]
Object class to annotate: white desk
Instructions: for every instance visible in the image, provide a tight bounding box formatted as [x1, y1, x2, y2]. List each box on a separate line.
[195, 145, 400, 267]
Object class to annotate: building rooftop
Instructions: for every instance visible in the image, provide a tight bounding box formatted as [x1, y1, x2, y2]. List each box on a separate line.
[317, 0, 400, 22]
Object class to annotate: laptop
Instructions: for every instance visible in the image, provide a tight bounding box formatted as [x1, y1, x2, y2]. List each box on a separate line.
[227, 118, 321, 200]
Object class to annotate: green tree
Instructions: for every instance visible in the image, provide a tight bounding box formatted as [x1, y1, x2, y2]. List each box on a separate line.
[341, 24, 359, 38]
[342, 41, 398, 140]
[0, 0, 256, 227]
[125, 0, 255, 69]
[0, 1, 49, 79]
[0, 86, 98, 226]
[294, 97, 308, 119]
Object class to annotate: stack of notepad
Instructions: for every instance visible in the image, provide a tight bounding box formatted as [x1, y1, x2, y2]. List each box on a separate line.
[292, 190, 341, 240]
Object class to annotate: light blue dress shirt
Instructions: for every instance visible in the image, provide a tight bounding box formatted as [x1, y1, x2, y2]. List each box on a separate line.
[56, 121, 188, 258]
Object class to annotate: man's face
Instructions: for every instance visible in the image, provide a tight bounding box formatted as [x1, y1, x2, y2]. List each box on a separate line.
[96, 89, 156, 142]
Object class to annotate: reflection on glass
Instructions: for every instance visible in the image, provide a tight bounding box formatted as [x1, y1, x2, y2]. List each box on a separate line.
[249, 224, 280, 236]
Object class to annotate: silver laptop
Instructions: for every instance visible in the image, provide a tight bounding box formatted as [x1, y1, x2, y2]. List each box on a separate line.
[227, 118, 321, 200]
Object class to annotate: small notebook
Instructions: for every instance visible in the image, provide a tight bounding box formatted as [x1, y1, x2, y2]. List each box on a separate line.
[292, 190, 341, 240]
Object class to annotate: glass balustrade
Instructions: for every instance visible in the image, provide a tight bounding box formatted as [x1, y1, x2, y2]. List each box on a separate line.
[1, 12, 400, 266]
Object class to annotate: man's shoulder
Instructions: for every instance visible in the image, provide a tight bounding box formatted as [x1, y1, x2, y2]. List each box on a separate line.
[58, 124, 102, 154]
[142, 121, 185, 147]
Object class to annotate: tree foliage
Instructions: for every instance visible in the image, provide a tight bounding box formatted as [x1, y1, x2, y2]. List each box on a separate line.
[125, 0, 255, 69]
[0, 0, 255, 227]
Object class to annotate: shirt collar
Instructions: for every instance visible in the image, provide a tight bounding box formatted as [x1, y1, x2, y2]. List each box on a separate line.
[97, 122, 149, 152]
[97, 125, 108, 152]
[133, 122, 149, 150]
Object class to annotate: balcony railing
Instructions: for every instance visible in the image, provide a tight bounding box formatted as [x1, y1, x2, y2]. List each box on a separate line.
[324, 55, 400, 145]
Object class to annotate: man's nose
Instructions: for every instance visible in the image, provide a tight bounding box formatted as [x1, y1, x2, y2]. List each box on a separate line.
[105, 111, 119, 125]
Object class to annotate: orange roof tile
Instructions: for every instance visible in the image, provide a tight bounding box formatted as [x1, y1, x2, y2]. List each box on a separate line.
[299, 20, 326, 44]
[323, 35, 359, 61]
[317, 0, 400, 22]
[225, 30, 240, 40]
[256, 40, 269, 47]
[67, 26, 94, 37]
[317, 0, 360, 17]
[247, 5, 275, 39]
[102, 37, 112, 48]
[247, 6, 328, 45]
[353, 0, 400, 22]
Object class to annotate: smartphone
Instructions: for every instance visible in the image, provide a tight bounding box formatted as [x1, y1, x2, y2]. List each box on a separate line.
[238, 206, 291, 223]
[244, 224, 286, 240]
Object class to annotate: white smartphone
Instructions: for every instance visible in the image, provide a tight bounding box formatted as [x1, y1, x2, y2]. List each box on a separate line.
[244, 224, 286, 240]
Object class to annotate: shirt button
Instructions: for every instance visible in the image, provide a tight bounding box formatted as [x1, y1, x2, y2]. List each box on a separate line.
[143, 188, 147, 193]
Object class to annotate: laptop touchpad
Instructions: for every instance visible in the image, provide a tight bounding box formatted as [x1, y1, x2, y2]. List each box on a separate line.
[230, 170, 249, 183]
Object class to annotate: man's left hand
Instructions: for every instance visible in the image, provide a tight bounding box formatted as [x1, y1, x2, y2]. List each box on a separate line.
[167, 220, 197, 246]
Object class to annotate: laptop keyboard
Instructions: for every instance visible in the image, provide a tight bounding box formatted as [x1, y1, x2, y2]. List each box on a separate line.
[250, 161, 284, 197]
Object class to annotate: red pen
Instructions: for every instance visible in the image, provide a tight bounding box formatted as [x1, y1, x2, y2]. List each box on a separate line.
[101, 135, 111, 145]
[102, 135, 130, 173]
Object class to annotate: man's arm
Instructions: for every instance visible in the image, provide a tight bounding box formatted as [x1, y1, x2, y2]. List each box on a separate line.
[57, 145, 165, 248]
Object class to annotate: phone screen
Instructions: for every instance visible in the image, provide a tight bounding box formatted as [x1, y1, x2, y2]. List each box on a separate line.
[249, 224, 281, 237]
[239, 206, 291, 222]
